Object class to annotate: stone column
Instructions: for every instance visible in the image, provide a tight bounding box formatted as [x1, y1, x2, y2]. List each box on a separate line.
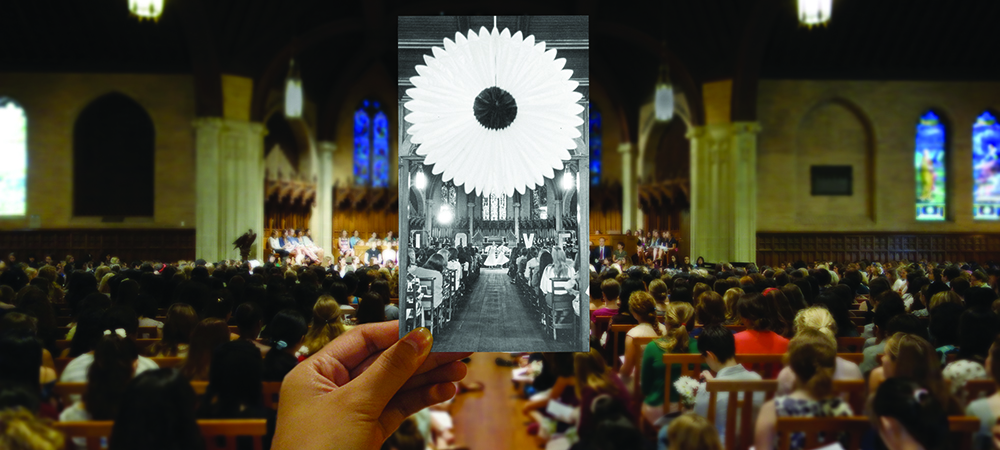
[193, 118, 267, 262]
[425, 198, 434, 236]
[315, 141, 336, 259]
[513, 197, 520, 239]
[731, 122, 761, 263]
[467, 202, 475, 238]
[618, 142, 635, 232]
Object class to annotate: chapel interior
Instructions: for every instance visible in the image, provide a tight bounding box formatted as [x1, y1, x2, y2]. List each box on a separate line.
[3, 1, 1000, 449]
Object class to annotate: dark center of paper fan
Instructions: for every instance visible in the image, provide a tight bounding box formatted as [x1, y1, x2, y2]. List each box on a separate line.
[473, 86, 517, 130]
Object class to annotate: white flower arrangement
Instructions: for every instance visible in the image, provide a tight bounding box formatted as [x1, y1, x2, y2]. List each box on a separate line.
[673, 376, 700, 409]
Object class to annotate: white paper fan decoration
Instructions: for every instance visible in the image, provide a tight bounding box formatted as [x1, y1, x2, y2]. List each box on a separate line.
[404, 26, 584, 198]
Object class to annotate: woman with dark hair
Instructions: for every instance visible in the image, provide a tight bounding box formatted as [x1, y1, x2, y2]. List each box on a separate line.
[355, 292, 387, 325]
[369, 279, 398, 320]
[198, 340, 274, 450]
[813, 290, 860, 337]
[942, 309, 1000, 400]
[64, 270, 98, 317]
[763, 288, 794, 338]
[734, 293, 789, 377]
[145, 303, 198, 358]
[65, 307, 107, 358]
[780, 283, 808, 317]
[60, 333, 138, 423]
[0, 329, 53, 417]
[179, 318, 231, 381]
[967, 335, 1000, 449]
[533, 250, 553, 289]
[872, 377, 951, 450]
[234, 302, 270, 357]
[262, 309, 307, 381]
[109, 368, 205, 450]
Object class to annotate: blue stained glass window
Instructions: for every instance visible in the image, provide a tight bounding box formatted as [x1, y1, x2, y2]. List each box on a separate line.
[589, 103, 602, 186]
[915, 111, 946, 221]
[0, 97, 26, 216]
[373, 111, 389, 188]
[353, 99, 389, 187]
[353, 109, 371, 186]
[973, 111, 1000, 220]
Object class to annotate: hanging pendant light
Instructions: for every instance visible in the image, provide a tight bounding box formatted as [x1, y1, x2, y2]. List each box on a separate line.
[284, 59, 303, 119]
[128, 0, 164, 21]
[798, 0, 832, 27]
[654, 62, 674, 122]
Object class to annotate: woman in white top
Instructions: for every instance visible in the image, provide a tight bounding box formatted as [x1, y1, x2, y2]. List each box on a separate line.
[619, 291, 668, 380]
[775, 306, 863, 395]
[60, 331, 138, 449]
[540, 247, 577, 296]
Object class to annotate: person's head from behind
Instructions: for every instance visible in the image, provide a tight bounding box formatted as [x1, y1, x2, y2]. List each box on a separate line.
[882, 332, 943, 400]
[737, 293, 772, 331]
[181, 318, 231, 381]
[266, 309, 308, 353]
[203, 340, 264, 417]
[422, 253, 446, 273]
[784, 329, 836, 399]
[304, 296, 347, 355]
[573, 347, 623, 400]
[874, 293, 906, 338]
[600, 279, 621, 305]
[695, 291, 726, 327]
[957, 308, 1000, 360]
[162, 303, 198, 345]
[869, 377, 950, 450]
[0, 407, 65, 450]
[698, 325, 736, 372]
[792, 306, 837, 339]
[233, 301, 263, 340]
[110, 368, 204, 450]
[0, 330, 42, 403]
[666, 412, 722, 450]
[628, 291, 658, 327]
[102, 306, 139, 340]
[664, 302, 694, 345]
[928, 302, 963, 347]
[648, 279, 668, 305]
[355, 292, 387, 325]
[86, 332, 138, 420]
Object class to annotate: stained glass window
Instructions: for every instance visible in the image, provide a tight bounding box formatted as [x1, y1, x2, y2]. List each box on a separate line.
[483, 196, 490, 220]
[353, 99, 389, 187]
[915, 111, 946, 221]
[0, 98, 25, 216]
[589, 102, 602, 186]
[498, 195, 506, 220]
[490, 195, 499, 221]
[973, 111, 1000, 220]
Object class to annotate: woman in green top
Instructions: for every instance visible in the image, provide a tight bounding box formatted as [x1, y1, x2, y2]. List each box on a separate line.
[641, 302, 699, 423]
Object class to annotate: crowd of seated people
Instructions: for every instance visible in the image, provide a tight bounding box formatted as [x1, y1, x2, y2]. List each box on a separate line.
[0, 250, 472, 450]
[498, 254, 1000, 450]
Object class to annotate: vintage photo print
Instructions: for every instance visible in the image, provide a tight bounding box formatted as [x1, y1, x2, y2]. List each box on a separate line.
[397, 15, 589, 352]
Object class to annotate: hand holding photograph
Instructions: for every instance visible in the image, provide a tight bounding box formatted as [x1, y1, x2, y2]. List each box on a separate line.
[398, 16, 589, 352]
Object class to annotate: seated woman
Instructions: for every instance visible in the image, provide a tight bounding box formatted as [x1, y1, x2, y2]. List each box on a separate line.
[640, 302, 696, 422]
[179, 318, 231, 381]
[649, 279, 669, 317]
[0, 329, 58, 420]
[198, 340, 275, 450]
[302, 229, 324, 261]
[297, 296, 348, 358]
[295, 230, 319, 264]
[753, 329, 854, 450]
[409, 252, 446, 313]
[234, 302, 271, 357]
[355, 293, 387, 325]
[943, 309, 999, 400]
[666, 255, 679, 270]
[522, 353, 577, 440]
[575, 346, 632, 443]
[60, 331, 138, 450]
[540, 248, 578, 305]
[870, 332, 962, 415]
[262, 309, 308, 382]
[776, 306, 862, 396]
[872, 378, 952, 450]
[693, 291, 727, 338]
[110, 368, 205, 450]
[733, 293, 789, 378]
[619, 292, 668, 380]
[966, 334, 1000, 449]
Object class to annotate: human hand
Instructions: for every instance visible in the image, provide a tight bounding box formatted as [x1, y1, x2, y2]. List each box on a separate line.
[700, 370, 714, 382]
[272, 321, 472, 450]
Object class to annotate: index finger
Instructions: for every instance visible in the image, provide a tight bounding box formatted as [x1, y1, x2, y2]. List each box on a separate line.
[317, 320, 401, 371]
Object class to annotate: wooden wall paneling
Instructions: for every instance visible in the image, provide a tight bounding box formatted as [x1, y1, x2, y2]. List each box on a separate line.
[757, 232, 1000, 266]
[0, 229, 196, 263]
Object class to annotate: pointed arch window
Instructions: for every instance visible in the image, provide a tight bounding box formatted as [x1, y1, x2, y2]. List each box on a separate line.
[483, 193, 506, 221]
[915, 111, 946, 221]
[353, 99, 389, 187]
[0, 97, 26, 216]
[973, 111, 1000, 220]
[589, 102, 602, 186]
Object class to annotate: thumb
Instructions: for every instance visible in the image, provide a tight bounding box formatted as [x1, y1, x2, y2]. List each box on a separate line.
[352, 327, 433, 409]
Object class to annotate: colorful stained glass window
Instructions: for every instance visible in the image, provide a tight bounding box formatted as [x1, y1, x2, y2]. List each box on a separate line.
[973, 111, 1000, 220]
[353, 99, 389, 187]
[589, 102, 602, 186]
[0, 98, 26, 216]
[915, 111, 946, 221]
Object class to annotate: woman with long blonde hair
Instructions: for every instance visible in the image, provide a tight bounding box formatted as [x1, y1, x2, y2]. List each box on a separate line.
[640, 302, 696, 423]
[298, 296, 348, 357]
[619, 292, 667, 378]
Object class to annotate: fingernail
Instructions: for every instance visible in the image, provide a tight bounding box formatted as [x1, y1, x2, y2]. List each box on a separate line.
[404, 327, 432, 354]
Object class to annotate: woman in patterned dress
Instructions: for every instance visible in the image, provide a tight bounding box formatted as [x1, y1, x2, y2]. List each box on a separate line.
[754, 329, 853, 450]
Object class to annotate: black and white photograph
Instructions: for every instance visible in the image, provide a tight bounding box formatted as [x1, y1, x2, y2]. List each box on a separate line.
[397, 16, 590, 352]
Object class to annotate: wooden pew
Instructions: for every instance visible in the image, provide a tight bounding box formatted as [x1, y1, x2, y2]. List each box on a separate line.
[609, 324, 636, 371]
[836, 337, 867, 353]
[53, 419, 268, 450]
[661, 354, 705, 416]
[55, 357, 185, 376]
[53, 381, 280, 411]
[963, 379, 996, 404]
[56, 339, 160, 353]
[775, 417, 868, 450]
[706, 380, 780, 450]
[734, 354, 784, 379]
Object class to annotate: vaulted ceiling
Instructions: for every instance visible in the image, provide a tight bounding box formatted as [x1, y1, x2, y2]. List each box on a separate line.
[3, 0, 998, 139]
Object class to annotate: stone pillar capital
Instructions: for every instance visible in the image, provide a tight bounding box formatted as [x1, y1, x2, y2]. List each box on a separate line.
[731, 121, 762, 135]
[467, 202, 476, 208]
[617, 142, 634, 154]
[192, 117, 224, 130]
[318, 141, 337, 154]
